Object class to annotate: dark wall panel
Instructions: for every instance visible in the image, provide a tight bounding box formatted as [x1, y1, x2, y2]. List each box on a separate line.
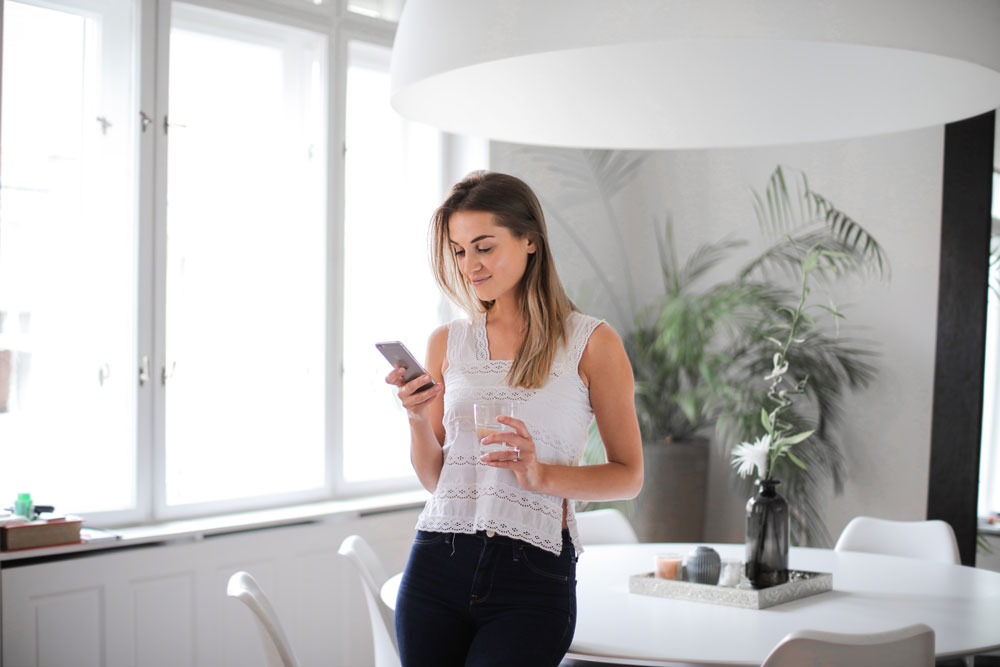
[927, 110, 995, 566]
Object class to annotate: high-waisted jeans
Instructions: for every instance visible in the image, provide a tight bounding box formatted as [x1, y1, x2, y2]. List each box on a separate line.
[394, 529, 577, 667]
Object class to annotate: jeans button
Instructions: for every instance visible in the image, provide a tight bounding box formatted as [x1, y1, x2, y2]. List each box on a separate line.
[486, 529, 496, 537]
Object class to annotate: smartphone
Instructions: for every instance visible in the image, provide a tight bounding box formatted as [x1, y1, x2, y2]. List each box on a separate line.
[375, 341, 435, 393]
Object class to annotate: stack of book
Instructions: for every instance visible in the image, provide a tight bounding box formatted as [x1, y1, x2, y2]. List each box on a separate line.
[1, 515, 83, 551]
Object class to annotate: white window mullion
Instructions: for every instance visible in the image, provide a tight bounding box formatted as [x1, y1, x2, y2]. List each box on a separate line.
[326, 22, 347, 500]
[149, 0, 173, 521]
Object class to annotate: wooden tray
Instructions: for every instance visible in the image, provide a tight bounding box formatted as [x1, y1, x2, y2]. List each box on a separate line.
[628, 569, 833, 609]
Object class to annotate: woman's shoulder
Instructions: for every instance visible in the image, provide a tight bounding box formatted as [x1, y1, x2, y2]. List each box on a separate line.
[566, 310, 614, 343]
[438, 314, 482, 362]
[568, 310, 604, 328]
[577, 318, 629, 387]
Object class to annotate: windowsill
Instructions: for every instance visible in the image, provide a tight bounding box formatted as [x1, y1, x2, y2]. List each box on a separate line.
[0, 488, 430, 564]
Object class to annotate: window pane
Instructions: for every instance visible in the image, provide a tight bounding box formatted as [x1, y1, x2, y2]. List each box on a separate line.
[347, 0, 403, 21]
[342, 41, 448, 484]
[0, 0, 138, 514]
[165, 4, 327, 507]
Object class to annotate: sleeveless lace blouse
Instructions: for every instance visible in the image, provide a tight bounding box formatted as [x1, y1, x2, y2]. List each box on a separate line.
[414, 311, 603, 555]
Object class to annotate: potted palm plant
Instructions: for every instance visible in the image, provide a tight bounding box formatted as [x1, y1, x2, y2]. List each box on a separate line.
[623, 225, 779, 541]
[495, 145, 887, 544]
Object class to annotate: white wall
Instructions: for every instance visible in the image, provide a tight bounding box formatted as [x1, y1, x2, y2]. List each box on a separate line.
[494, 124, 945, 546]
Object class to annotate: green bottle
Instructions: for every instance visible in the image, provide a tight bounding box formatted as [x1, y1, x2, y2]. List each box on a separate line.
[14, 492, 33, 518]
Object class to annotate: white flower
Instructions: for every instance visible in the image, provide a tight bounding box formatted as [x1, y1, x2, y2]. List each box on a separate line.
[731, 433, 772, 479]
[765, 353, 789, 381]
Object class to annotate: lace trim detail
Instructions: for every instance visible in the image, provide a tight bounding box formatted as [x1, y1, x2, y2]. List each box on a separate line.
[430, 484, 563, 521]
[568, 313, 603, 370]
[469, 313, 603, 383]
[443, 452, 487, 467]
[473, 313, 490, 360]
[530, 422, 583, 459]
[415, 516, 565, 555]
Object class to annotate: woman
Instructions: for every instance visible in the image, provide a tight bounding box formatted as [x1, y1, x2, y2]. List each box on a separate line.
[386, 171, 643, 667]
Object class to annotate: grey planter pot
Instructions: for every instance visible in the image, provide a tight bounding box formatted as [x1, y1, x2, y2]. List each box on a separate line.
[630, 436, 710, 543]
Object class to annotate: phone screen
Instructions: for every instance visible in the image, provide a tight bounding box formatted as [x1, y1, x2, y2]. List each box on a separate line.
[375, 341, 435, 392]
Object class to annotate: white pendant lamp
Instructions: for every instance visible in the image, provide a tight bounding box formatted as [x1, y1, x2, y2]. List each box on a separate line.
[390, 0, 1000, 149]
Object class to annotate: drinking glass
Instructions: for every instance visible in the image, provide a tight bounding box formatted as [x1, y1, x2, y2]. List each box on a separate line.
[474, 401, 518, 455]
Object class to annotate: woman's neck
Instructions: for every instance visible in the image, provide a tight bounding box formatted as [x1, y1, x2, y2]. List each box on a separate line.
[485, 297, 527, 360]
[486, 294, 523, 327]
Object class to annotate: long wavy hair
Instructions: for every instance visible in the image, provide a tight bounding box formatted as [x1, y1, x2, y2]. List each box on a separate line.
[430, 171, 577, 389]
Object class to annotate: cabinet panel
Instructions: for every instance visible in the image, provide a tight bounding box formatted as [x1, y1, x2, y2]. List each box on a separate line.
[35, 588, 104, 667]
[132, 573, 196, 667]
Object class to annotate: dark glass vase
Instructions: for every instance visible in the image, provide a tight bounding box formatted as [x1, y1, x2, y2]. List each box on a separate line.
[745, 478, 789, 588]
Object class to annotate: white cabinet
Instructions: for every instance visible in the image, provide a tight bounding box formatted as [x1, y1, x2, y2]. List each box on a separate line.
[2, 509, 419, 667]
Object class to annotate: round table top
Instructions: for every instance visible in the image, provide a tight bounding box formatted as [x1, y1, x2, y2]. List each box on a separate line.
[382, 542, 1000, 666]
[565, 542, 1000, 666]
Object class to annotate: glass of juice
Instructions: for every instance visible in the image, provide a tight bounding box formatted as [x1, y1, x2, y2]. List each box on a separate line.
[474, 401, 518, 455]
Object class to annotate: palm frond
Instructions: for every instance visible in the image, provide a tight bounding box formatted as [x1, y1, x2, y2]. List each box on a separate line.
[537, 192, 631, 328]
[583, 149, 647, 196]
[680, 236, 748, 289]
[740, 228, 870, 283]
[750, 166, 889, 281]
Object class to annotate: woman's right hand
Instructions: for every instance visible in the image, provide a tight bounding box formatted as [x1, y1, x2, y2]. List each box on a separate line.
[385, 367, 443, 422]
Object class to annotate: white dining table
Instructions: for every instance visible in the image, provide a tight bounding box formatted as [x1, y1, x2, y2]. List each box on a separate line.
[381, 542, 1000, 666]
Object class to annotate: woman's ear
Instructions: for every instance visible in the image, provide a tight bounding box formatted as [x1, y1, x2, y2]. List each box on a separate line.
[525, 235, 537, 254]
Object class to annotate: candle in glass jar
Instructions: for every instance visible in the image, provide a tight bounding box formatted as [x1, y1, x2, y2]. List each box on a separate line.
[654, 553, 683, 580]
[718, 558, 742, 587]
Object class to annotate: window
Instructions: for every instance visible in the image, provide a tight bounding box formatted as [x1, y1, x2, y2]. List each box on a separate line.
[341, 41, 455, 488]
[162, 4, 328, 513]
[0, 0, 485, 525]
[0, 0, 139, 516]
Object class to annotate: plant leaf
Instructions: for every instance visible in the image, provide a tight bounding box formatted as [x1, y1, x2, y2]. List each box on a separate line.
[786, 451, 808, 470]
[782, 429, 815, 446]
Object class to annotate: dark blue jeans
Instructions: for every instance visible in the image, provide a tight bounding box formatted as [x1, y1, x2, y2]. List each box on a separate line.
[394, 529, 577, 667]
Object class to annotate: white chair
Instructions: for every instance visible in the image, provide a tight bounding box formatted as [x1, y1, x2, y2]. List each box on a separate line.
[226, 571, 299, 667]
[834, 516, 961, 565]
[761, 623, 934, 667]
[575, 508, 639, 544]
[338, 535, 402, 667]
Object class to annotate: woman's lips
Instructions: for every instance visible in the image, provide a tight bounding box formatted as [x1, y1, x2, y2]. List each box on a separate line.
[471, 276, 490, 286]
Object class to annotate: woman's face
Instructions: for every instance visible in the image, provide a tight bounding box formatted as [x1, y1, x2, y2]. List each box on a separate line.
[448, 210, 535, 304]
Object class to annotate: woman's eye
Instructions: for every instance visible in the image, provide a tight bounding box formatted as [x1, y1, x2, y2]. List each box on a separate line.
[477, 246, 493, 254]
[454, 249, 465, 257]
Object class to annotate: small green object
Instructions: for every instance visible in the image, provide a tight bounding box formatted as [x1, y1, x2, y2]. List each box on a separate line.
[14, 492, 33, 518]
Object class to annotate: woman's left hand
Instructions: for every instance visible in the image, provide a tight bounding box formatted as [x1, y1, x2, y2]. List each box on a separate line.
[479, 415, 545, 492]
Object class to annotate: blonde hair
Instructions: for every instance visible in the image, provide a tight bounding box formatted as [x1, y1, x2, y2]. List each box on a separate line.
[430, 171, 577, 389]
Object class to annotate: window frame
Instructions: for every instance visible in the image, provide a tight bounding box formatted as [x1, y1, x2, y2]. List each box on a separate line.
[0, 0, 482, 527]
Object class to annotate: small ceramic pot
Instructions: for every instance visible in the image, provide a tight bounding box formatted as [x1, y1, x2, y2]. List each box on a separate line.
[683, 546, 721, 585]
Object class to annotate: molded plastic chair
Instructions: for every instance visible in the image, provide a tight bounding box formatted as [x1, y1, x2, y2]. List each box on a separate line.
[575, 508, 639, 544]
[761, 623, 934, 667]
[226, 571, 299, 667]
[834, 516, 960, 565]
[338, 535, 402, 667]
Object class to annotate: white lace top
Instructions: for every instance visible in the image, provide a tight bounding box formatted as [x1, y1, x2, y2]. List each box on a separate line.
[415, 311, 604, 555]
